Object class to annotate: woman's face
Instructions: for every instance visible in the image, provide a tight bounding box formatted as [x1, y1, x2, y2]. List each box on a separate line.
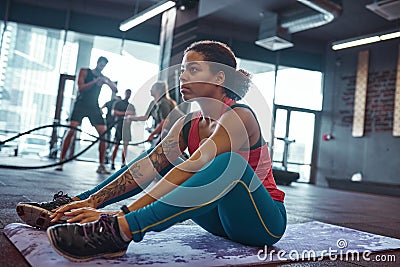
[179, 51, 223, 102]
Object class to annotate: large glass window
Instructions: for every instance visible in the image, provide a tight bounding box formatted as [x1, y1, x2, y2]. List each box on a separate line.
[236, 60, 322, 183]
[0, 21, 160, 162]
[275, 67, 323, 111]
[0, 22, 67, 137]
[238, 58, 275, 142]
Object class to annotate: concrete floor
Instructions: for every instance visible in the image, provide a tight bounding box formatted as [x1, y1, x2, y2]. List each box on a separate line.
[0, 155, 399, 266]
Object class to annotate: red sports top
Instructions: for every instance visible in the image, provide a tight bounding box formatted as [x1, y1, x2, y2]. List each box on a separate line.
[186, 99, 285, 202]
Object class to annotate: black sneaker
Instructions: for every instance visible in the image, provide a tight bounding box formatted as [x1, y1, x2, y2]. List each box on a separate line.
[47, 214, 130, 262]
[16, 191, 73, 230]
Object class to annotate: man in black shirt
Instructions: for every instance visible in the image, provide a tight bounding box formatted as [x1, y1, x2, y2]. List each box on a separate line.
[111, 89, 136, 169]
[56, 56, 117, 174]
[101, 95, 122, 163]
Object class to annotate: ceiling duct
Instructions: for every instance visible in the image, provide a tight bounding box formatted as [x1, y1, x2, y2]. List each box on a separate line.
[366, 0, 400, 21]
[255, 13, 293, 51]
[281, 0, 342, 34]
[256, 0, 342, 51]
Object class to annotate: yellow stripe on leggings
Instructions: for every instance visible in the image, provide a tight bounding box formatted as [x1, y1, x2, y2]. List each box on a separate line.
[131, 179, 283, 239]
[236, 180, 282, 239]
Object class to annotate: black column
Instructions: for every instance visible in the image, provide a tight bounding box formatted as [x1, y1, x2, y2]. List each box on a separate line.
[158, 2, 199, 108]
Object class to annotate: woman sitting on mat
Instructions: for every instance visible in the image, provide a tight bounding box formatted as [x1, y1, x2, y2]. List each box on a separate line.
[17, 40, 286, 262]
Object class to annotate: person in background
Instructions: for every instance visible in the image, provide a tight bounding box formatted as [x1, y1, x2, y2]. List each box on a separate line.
[101, 95, 122, 164]
[110, 89, 136, 170]
[128, 81, 183, 145]
[56, 56, 117, 174]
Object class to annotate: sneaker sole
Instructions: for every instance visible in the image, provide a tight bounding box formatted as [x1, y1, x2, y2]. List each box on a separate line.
[16, 203, 70, 230]
[47, 229, 126, 262]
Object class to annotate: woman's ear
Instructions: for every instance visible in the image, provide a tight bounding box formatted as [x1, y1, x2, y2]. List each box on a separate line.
[215, 71, 225, 85]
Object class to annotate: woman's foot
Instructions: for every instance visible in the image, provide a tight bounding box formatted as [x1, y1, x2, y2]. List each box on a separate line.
[47, 214, 130, 262]
[16, 191, 73, 229]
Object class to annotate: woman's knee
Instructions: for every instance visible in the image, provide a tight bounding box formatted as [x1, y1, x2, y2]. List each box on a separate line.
[213, 152, 246, 166]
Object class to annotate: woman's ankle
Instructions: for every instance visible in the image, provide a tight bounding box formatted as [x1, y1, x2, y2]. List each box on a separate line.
[117, 216, 133, 241]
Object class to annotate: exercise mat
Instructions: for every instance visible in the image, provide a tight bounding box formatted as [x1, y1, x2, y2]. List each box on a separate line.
[4, 221, 400, 266]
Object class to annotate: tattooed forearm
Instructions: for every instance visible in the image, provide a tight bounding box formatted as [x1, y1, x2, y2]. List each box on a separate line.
[149, 138, 180, 172]
[90, 128, 183, 207]
[91, 162, 144, 207]
[162, 138, 180, 155]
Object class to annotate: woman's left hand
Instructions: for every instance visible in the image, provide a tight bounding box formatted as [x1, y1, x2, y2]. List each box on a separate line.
[64, 207, 117, 223]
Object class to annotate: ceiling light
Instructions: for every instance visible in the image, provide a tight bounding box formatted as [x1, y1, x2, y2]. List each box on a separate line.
[332, 36, 380, 50]
[332, 30, 400, 50]
[380, 31, 400, 40]
[119, 0, 176, 32]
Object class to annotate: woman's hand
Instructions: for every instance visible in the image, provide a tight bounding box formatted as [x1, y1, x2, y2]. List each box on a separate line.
[64, 208, 118, 224]
[49, 198, 96, 223]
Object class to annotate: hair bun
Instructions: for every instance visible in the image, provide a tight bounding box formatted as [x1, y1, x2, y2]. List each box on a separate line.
[226, 69, 251, 100]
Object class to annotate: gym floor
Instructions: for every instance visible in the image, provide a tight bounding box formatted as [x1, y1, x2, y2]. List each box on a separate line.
[0, 156, 399, 266]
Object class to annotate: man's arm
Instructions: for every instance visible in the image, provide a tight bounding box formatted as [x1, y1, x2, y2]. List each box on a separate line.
[147, 119, 165, 141]
[147, 100, 174, 140]
[102, 76, 118, 93]
[77, 68, 117, 93]
[113, 110, 126, 116]
[100, 100, 110, 110]
[125, 104, 136, 116]
[128, 115, 149, 121]
[77, 69, 102, 92]
[128, 101, 154, 121]
[113, 103, 136, 117]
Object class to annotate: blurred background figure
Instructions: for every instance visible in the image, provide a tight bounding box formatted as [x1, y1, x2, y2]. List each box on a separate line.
[101, 95, 122, 164]
[111, 89, 136, 169]
[129, 81, 183, 146]
[56, 56, 117, 174]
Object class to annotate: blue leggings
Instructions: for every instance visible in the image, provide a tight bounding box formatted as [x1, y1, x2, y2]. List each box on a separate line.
[76, 148, 178, 208]
[125, 152, 287, 247]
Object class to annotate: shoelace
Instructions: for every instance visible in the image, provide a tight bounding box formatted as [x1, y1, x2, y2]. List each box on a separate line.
[53, 191, 69, 201]
[82, 214, 118, 241]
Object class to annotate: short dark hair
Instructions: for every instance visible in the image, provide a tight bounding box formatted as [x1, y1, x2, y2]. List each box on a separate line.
[184, 40, 251, 100]
[152, 81, 172, 100]
[97, 56, 109, 64]
[152, 81, 167, 93]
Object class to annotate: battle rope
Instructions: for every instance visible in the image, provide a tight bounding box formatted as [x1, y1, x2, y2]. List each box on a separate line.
[0, 122, 148, 169]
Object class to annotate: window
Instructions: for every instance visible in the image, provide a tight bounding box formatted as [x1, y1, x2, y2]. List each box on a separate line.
[275, 67, 323, 111]
[0, 21, 160, 162]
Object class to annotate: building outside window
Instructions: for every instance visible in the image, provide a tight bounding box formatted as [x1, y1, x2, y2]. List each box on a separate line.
[0, 21, 160, 162]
